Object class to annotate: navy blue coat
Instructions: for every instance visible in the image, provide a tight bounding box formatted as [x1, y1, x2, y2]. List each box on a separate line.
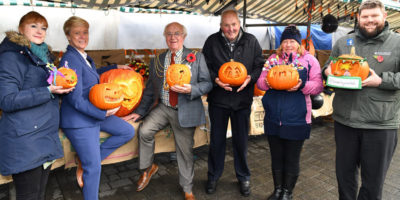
[0, 31, 63, 176]
[59, 45, 116, 128]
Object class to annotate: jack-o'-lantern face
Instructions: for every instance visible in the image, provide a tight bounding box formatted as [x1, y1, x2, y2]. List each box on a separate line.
[330, 47, 370, 81]
[267, 65, 299, 90]
[218, 60, 247, 86]
[56, 67, 77, 88]
[100, 69, 144, 117]
[166, 64, 191, 87]
[89, 83, 123, 110]
[331, 55, 370, 81]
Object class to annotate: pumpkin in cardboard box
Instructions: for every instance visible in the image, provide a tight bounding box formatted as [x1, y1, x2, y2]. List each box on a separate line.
[89, 83, 123, 110]
[218, 60, 247, 86]
[330, 47, 369, 80]
[100, 69, 144, 117]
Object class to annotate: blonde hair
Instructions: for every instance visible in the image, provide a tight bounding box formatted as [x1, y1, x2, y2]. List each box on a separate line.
[19, 11, 48, 32]
[276, 41, 305, 57]
[163, 22, 187, 38]
[63, 16, 89, 36]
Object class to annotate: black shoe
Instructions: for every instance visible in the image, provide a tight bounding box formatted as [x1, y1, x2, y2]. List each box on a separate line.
[280, 188, 293, 200]
[205, 179, 217, 194]
[267, 187, 282, 200]
[239, 180, 250, 197]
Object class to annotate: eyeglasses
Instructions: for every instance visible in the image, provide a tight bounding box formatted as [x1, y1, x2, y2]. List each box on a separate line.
[166, 32, 183, 37]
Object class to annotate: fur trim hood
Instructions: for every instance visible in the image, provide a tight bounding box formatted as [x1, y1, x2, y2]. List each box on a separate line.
[6, 31, 31, 48]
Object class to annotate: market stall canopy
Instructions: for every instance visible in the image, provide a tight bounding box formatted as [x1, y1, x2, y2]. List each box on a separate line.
[2, 0, 400, 31]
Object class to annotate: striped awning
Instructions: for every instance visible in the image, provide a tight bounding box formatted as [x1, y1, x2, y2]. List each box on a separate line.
[1, 0, 400, 31]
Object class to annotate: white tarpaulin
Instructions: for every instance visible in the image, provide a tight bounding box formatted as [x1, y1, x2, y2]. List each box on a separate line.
[0, 6, 272, 51]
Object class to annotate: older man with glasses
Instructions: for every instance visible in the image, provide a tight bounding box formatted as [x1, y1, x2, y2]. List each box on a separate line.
[124, 22, 212, 200]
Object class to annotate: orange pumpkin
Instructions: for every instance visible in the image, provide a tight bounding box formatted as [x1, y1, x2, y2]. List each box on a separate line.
[55, 67, 77, 88]
[254, 84, 265, 96]
[100, 69, 144, 117]
[218, 60, 247, 86]
[330, 47, 369, 80]
[166, 64, 191, 87]
[267, 65, 299, 90]
[89, 83, 123, 110]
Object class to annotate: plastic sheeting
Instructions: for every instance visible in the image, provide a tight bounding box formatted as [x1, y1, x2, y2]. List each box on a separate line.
[274, 24, 332, 50]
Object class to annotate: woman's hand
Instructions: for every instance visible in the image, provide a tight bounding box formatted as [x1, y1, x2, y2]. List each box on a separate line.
[106, 106, 120, 117]
[48, 85, 74, 94]
[287, 79, 302, 92]
[117, 65, 132, 70]
[121, 113, 141, 122]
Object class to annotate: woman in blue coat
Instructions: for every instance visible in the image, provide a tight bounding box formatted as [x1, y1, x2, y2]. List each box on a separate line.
[0, 11, 73, 200]
[59, 16, 134, 200]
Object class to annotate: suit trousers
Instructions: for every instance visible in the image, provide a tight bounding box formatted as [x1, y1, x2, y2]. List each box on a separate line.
[334, 121, 397, 200]
[12, 165, 51, 200]
[138, 103, 196, 193]
[63, 115, 134, 200]
[207, 104, 251, 182]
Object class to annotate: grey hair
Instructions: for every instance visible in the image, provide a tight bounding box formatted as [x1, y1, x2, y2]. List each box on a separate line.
[163, 22, 187, 37]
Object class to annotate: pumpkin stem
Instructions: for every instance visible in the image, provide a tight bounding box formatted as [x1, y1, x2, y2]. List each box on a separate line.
[230, 59, 234, 62]
[350, 46, 356, 56]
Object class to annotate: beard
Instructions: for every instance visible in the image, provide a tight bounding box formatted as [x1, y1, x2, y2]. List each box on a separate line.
[358, 21, 385, 38]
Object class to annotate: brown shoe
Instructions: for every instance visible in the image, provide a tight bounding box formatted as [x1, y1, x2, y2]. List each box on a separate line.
[75, 156, 84, 188]
[136, 164, 158, 191]
[184, 192, 196, 200]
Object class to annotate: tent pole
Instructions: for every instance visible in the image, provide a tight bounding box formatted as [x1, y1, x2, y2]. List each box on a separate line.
[243, 0, 247, 30]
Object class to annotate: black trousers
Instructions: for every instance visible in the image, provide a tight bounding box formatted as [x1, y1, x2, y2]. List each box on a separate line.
[12, 165, 51, 200]
[334, 121, 397, 200]
[207, 104, 251, 182]
[267, 135, 305, 175]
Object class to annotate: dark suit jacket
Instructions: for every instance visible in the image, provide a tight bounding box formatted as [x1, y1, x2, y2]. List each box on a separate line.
[59, 45, 116, 128]
[135, 47, 212, 128]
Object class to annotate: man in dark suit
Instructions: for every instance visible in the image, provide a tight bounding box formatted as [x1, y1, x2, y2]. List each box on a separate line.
[202, 9, 264, 197]
[124, 22, 212, 200]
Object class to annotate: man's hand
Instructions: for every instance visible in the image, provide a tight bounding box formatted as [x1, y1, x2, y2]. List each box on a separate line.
[121, 113, 141, 122]
[117, 65, 133, 70]
[215, 78, 232, 91]
[237, 75, 251, 92]
[324, 63, 333, 77]
[362, 68, 382, 87]
[171, 84, 191, 94]
[287, 79, 302, 92]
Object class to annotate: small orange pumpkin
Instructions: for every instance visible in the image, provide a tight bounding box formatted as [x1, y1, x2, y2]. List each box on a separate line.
[55, 67, 77, 88]
[89, 83, 123, 110]
[267, 65, 299, 90]
[253, 84, 265, 96]
[166, 64, 191, 87]
[218, 60, 247, 86]
[330, 47, 369, 80]
[100, 69, 144, 117]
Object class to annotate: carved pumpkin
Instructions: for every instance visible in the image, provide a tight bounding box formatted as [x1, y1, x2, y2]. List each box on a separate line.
[267, 65, 299, 90]
[166, 64, 191, 87]
[253, 84, 265, 96]
[89, 83, 123, 110]
[218, 60, 247, 86]
[55, 67, 77, 88]
[100, 69, 144, 117]
[330, 47, 370, 80]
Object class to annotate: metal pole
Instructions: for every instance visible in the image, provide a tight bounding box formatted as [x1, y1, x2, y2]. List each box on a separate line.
[243, 0, 247, 30]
